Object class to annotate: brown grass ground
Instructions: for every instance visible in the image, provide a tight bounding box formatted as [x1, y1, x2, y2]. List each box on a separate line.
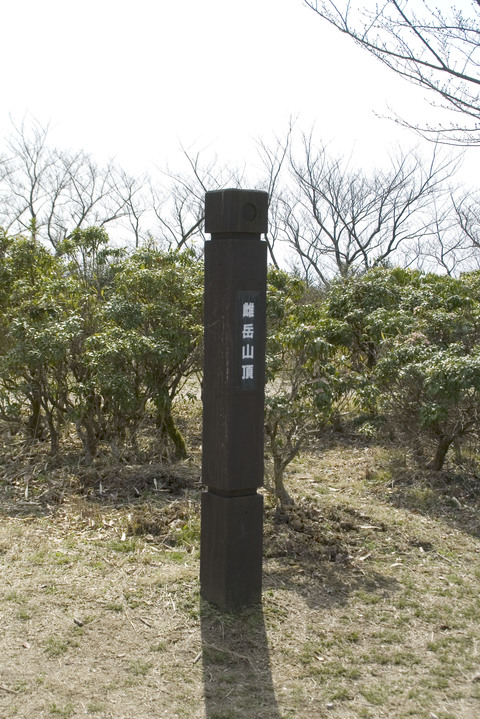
[1, 424, 480, 719]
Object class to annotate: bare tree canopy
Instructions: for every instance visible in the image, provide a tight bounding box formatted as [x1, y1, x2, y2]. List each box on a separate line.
[0, 119, 140, 250]
[456, 192, 480, 248]
[0, 120, 234, 254]
[283, 133, 459, 284]
[2, 117, 478, 276]
[304, 0, 480, 145]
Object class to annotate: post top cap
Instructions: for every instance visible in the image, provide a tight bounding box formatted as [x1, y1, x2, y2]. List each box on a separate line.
[205, 188, 268, 235]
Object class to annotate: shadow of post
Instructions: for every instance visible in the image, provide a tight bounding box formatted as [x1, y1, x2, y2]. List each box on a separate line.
[200, 599, 281, 719]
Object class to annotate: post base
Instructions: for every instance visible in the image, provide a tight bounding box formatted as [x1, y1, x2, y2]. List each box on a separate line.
[200, 491, 263, 611]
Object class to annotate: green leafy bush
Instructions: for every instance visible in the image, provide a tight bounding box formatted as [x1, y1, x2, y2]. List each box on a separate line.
[265, 270, 339, 503]
[0, 230, 203, 460]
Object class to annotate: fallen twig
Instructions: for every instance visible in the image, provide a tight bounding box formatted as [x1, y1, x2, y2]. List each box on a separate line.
[193, 651, 202, 664]
[138, 616, 153, 628]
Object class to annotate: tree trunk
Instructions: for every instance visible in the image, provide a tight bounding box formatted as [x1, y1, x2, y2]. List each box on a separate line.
[45, 410, 59, 455]
[156, 399, 187, 460]
[273, 457, 294, 506]
[26, 395, 44, 439]
[430, 436, 452, 471]
[75, 418, 98, 462]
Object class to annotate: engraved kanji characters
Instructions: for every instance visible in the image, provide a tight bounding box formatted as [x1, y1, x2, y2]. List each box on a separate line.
[241, 298, 256, 386]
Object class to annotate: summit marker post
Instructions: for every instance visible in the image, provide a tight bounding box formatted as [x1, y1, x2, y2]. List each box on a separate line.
[200, 188, 268, 611]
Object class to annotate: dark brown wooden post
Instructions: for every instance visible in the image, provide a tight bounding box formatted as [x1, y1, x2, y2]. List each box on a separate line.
[200, 188, 268, 611]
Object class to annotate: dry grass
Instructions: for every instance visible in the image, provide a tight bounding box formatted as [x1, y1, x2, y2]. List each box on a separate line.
[1, 424, 480, 719]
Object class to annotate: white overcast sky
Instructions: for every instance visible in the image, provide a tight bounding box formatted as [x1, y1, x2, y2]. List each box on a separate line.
[0, 0, 476, 184]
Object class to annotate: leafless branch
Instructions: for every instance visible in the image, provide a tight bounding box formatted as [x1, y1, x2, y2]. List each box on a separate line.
[304, 0, 480, 145]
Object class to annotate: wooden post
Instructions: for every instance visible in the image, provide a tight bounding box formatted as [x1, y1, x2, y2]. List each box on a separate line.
[200, 188, 268, 611]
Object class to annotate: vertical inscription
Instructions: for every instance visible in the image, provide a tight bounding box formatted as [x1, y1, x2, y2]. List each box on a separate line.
[238, 291, 259, 391]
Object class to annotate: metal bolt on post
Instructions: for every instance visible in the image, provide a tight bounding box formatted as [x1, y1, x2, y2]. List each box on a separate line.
[200, 188, 268, 611]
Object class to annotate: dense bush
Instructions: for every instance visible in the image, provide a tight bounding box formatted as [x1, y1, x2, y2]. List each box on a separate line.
[0, 229, 203, 460]
[1, 225, 479, 494]
[325, 268, 480, 470]
[265, 270, 339, 503]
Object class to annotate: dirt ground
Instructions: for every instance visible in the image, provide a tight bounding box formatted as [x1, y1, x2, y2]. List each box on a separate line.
[1, 432, 480, 719]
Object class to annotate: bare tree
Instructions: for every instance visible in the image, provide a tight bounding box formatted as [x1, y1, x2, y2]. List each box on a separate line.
[255, 120, 296, 267]
[456, 193, 480, 247]
[149, 146, 245, 253]
[0, 119, 143, 250]
[152, 134, 299, 263]
[304, 0, 480, 145]
[284, 133, 458, 285]
[410, 195, 480, 274]
[115, 168, 151, 248]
